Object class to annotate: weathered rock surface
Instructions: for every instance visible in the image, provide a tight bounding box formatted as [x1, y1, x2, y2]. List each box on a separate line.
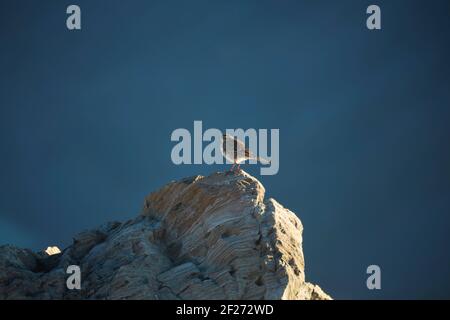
[0, 171, 331, 300]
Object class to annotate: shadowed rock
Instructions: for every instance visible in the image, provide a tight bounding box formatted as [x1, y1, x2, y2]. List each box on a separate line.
[0, 170, 331, 300]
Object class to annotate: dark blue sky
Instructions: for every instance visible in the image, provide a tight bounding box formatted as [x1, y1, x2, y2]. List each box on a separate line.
[1, 0, 449, 299]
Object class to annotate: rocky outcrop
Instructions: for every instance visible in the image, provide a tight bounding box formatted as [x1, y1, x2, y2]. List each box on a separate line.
[0, 171, 330, 300]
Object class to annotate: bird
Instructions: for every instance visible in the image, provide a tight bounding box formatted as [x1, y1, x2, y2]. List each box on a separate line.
[221, 134, 270, 171]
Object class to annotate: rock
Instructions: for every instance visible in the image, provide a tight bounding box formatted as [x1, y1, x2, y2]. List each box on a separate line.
[45, 246, 61, 256]
[0, 170, 331, 300]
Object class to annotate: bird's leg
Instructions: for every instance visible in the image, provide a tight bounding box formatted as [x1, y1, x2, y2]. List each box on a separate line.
[230, 163, 236, 172]
[236, 164, 241, 171]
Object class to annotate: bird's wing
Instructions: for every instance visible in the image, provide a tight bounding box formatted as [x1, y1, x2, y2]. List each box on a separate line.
[232, 136, 256, 158]
[232, 136, 247, 152]
[224, 135, 258, 159]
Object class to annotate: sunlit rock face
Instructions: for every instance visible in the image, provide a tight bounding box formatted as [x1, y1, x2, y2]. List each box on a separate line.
[45, 246, 61, 256]
[0, 171, 330, 300]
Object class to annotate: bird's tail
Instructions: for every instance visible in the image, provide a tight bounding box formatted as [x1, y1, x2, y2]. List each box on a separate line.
[256, 156, 271, 165]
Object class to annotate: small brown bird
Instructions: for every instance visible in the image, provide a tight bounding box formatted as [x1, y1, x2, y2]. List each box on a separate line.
[221, 134, 270, 171]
